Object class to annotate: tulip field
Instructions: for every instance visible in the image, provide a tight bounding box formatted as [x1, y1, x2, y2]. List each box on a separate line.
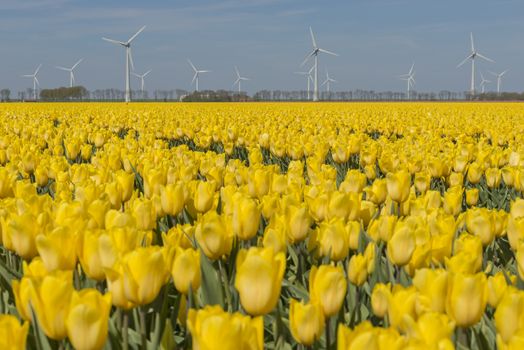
[1, 102, 524, 349]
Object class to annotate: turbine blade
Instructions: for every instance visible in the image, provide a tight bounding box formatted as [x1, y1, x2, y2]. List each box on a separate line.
[199, 70, 211, 73]
[128, 47, 135, 71]
[409, 62, 414, 75]
[127, 25, 146, 43]
[34, 77, 40, 86]
[476, 53, 494, 63]
[132, 72, 140, 78]
[55, 66, 70, 71]
[309, 26, 317, 48]
[321, 80, 328, 87]
[488, 70, 498, 77]
[295, 72, 307, 75]
[188, 59, 197, 72]
[318, 48, 338, 56]
[300, 50, 316, 66]
[470, 32, 475, 52]
[34, 64, 42, 75]
[233, 78, 240, 86]
[234, 66, 240, 78]
[22, 75, 32, 78]
[144, 69, 152, 77]
[102, 37, 125, 45]
[501, 69, 508, 76]
[191, 72, 198, 85]
[71, 58, 83, 70]
[456, 55, 472, 68]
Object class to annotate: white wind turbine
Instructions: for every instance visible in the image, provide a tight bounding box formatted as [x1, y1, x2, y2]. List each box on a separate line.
[301, 27, 338, 101]
[488, 70, 508, 95]
[55, 59, 83, 88]
[188, 59, 210, 92]
[321, 69, 336, 94]
[22, 64, 42, 100]
[479, 72, 490, 93]
[294, 65, 314, 100]
[457, 32, 494, 96]
[399, 63, 416, 100]
[132, 69, 152, 95]
[102, 25, 146, 102]
[233, 66, 250, 93]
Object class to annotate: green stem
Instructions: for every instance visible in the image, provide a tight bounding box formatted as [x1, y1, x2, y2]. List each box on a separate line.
[123, 311, 129, 350]
[140, 307, 147, 350]
[218, 260, 232, 311]
[325, 317, 331, 350]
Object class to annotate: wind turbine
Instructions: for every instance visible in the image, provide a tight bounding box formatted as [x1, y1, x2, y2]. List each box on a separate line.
[457, 32, 494, 96]
[479, 72, 490, 93]
[321, 69, 336, 94]
[295, 65, 314, 100]
[399, 63, 416, 100]
[188, 59, 210, 92]
[233, 66, 250, 93]
[22, 64, 42, 100]
[132, 69, 152, 95]
[301, 27, 338, 101]
[55, 59, 83, 88]
[102, 25, 146, 102]
[488, 70, 508, 94]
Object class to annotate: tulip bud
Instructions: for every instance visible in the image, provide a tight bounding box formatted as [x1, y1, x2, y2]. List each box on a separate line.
[0, 314, 29, 349]
[412, 268, 448, 313]
[36, 227, 78, 272]
[487, 272, 511, 308]
[348, 254, 368, 286]
[160, 182, 186, 216]
[289, 299, 325, 346]
[115, 170, 135, 202]
[195, 211, 233, 260]
[386, 170, 411, 203]
[193, 181, 216, 213]
[310, 218, 350, 261]
[131, 198, 157, 231]
[235, 247, 286, 316]
[446, 272, 487, 327]
[309, 265, 347, 317]
[465, 188, 479, 206]
[371, 283, 391, 318]
[231, 193, 261, 240]
[285, 204, 312, 243]
[494, 287, 524, 344]
[78, 229, 105, 281]
[172, 247, 201, 294]
[66, 289, 112, 350]
[387, 222, 415, 266]
[443, 186, 463, 217]
[187, 305, 263, 350]
[466, 208, 495, 246]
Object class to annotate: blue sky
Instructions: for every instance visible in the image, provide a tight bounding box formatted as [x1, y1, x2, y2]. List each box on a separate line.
[1, 0, 523, 94]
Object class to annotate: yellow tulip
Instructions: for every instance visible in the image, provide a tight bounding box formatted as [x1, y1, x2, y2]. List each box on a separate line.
[0, 167, 15, 198]
[104, 262, 135, 310]
[443, 186, 463, 216]
[231, 193, 261, 240]
[465, 208, 495, 246]
[285, 204, 312, 243]
[487, 272, 511, 308]
[0, 314, 29, 350]
[115, 169, 135, 202]
[262, 222, 287, 254]
[386, 285, 418, 332]
[465, 188, 479, 206]
[31, 272, 74, 340]
[466, 163, 482, 184]
[453, 233, 483, 273]
[386, 170, 411, 203]
[412, 268, 448, 313]
[160, 182, 186, 216]
[195, 211, 233, 260]
[446, 272, 487, 327]
[289, 299, 324, 346]
[235, 247, 286, 316]
[4, 212, 41, 260]
[403, 312, 455, 349]
[66, 289, 112, 350]
[88, 198, 111, 229]
[172, 247, 201, 294]
[348, 254, 369, 286]
[337, 321, 406, 350]
[105, 209, 136, 230]
[327, 191, 360, 221]
[187, 305, 263, 350]
[371, 283, 391, 318]
[98, 227, 148, 270]
[131, 198, 157, 231]
[485, 167, 502, 188]
[193, 180, 216, 213]
[77, 229, 106, 281]
[387, 222, 415, 266]
[119, 246, 169, 305]
[309, 264, 347, 317]
[494, 287, 524, 344]
[36, 227, 78, 272]
[508, 216, 524, 250]
[310, 218, 350, 261]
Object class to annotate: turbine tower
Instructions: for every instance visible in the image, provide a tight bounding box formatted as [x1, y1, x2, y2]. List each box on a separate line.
[233, 66, 250, 93]
[301, 27, 338, 101]
[102, 25, 146, 102]
[489, 70, 508, 95]
[457, 32, 494, 96]
[479, 72, 490, 93]
[55, 59, 83, 88]
[295, 65, 314, 100]
[188, 59, 210, 92]
[321, 69, 336, 94]
[132, 69, 152, 95]
[22, 64, 42, 100]
[399, 63, 416, 100]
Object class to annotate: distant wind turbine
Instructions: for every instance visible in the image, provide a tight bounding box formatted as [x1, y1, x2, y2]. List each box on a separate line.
[233, 66, 250, 93]
[295, 65, 314, 100]
[488, 70, 508, 95]
[321, 69, 336, 94]
[399, 63, 416, 100]
[457, 32, 494, 96]
[188, 59, 210, 92]
[132, 69, 152, 95]
[301, 27, 338, 101]
[479, 72, 490, 93]
[102, 25, 146, 102]
[55, 59, 83, 88]
[22, 64, 42, 100]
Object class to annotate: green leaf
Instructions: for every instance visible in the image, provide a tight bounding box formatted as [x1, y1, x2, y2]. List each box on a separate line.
[199, 253, 225, 308]
[159, 321, 177, 350]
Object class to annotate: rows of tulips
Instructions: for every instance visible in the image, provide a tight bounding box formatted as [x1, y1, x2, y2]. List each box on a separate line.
[0, 102, 524, 349]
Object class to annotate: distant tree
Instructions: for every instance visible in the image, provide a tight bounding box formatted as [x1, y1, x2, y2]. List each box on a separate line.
[0, 89, 10, 102]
